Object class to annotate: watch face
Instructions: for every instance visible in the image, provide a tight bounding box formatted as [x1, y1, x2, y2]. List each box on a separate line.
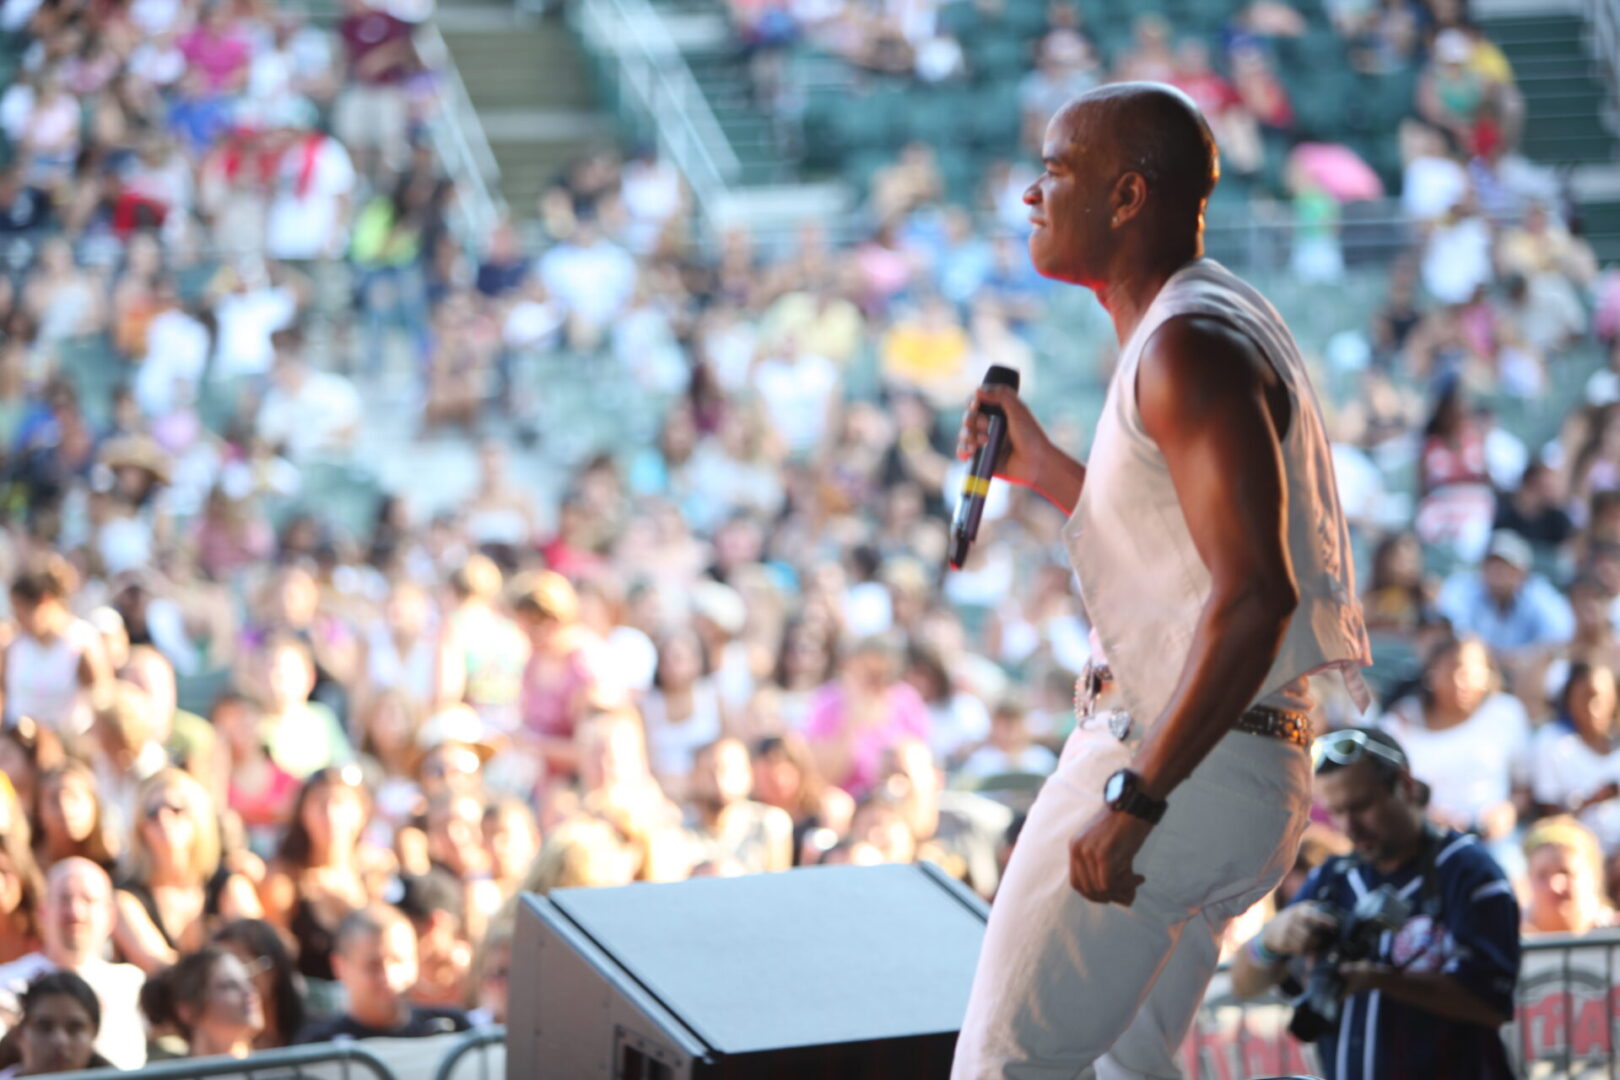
[1104, 770, 1126, 804]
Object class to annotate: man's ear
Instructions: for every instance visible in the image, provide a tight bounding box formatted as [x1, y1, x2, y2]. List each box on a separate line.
[1112, 172, 1150, 227]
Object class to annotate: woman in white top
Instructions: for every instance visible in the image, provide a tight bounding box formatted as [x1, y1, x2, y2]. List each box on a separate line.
[641, 628, 727, 798]
[1530, 661, 1620, 851]
[1379, 634, 1531, 843]
[359, 581, 437, 714]
[2, 556, 113, 737]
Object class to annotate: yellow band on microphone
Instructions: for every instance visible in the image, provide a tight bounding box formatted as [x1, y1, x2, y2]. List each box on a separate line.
[961, 475, 992, 497]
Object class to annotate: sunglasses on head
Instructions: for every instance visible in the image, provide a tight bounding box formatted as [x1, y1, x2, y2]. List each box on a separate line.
[144, 801, 186, 822]
[1311, 729, 1408, 774]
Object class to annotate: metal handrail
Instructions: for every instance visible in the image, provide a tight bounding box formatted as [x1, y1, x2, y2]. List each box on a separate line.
[430, 1026, 505, 1080]
[1589, 0, 1620, 130]
[570, 0, 739, 225]
[415, 20, 507, 246]
[48, 1040, 399, 1080]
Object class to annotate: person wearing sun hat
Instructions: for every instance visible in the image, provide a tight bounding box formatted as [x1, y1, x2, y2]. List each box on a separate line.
[412, 703, 496, 803]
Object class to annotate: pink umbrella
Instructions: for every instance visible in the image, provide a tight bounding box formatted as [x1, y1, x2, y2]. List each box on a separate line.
[1288, 142, 1385, 203]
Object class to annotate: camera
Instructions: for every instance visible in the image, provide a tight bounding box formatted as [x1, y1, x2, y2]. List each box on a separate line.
[1287, 884, 1413, 1043]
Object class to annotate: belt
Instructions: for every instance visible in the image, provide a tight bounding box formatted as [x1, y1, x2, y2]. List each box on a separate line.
[1074, 663, 1311, 748]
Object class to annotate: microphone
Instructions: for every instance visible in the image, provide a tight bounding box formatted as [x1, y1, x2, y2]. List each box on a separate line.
[948, 365, 1021, 570]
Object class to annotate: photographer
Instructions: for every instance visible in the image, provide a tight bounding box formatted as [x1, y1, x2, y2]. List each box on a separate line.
[1231, 727, 1520, 1080]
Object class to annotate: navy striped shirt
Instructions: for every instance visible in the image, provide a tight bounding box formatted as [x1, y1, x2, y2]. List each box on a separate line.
[1287, 829, 1520, 1080]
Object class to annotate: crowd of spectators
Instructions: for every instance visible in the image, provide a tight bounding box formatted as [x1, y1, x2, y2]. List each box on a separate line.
[0, 0, 1610, 1068]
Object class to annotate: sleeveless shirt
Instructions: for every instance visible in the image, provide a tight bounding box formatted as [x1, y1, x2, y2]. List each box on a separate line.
[1063, 259, 1371, 730]
[5, 619, 96, 734]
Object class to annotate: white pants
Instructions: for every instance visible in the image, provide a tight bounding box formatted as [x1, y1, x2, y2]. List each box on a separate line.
[951, 722, 1312, 1080]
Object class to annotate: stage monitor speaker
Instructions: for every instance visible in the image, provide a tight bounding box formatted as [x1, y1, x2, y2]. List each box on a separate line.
[507, 862, 989, 1079]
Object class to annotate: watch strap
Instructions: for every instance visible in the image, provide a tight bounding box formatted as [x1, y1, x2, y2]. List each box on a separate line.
[1108, 769, 1167, 824]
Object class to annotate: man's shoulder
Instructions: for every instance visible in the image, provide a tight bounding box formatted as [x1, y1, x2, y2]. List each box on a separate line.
[1289, 854, 1356, 906]
[1432, 830, 1513, 893]
[0, 952, 51, 988]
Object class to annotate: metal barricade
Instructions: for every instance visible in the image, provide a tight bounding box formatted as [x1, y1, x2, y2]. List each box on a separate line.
[431, 1027, 506, 1080]
[1184, 929, 1620, 1080]
[49, 1040, 399, 1080]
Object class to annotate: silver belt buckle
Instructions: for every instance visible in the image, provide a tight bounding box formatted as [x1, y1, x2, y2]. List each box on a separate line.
[1108, 710, 1133, 741]
[1075, 662, 1132, 741]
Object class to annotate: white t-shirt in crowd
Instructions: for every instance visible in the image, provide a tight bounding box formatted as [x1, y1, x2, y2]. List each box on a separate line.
[1402, 154, 1468, 222]
[1332, 442, 1386, 531]
[751, 351, 838, 456]
[1530, 724, 1620, 852]
[0, 83, 32, 144]
[584, 625, 657, 698]
[1378, 692, 1532, 826]
[129, 0, 182, 33]
[257, 370, 361, 460]
[128, 39, 186, 87]
[620, 158, 681, 252]
[135, 308, 210, 415]
[959, 743, 1058, 780]
[266, 135, 356, 261]
[214, 285, 297, 379]
[502, 296, 565, 351]
[538, 239, 637, 328]
[0, 954, 147, 1070]
[929, 691, 993, 765]
[642, 680, 725, 781]
[1422, 214, 1493, 305]
[843, 581, 893, 638]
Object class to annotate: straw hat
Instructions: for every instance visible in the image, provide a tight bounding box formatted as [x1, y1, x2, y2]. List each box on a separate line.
[97, 435, 173, 485]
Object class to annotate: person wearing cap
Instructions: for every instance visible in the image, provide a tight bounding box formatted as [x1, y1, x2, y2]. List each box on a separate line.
[1232, 728, 1518, 1080]
[1436, 528, 1573, 661]
[1418, 28, 1492, 154]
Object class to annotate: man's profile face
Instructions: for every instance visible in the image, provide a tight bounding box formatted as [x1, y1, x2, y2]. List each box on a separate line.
[1315, 759, 1419, 866]
[1024, 106, 1114, 285]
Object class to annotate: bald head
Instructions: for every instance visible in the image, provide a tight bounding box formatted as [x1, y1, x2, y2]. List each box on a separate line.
[1025, 81, 1219, 285]
[43, 857, 114, 968]
[1056, 82, 1219, 230]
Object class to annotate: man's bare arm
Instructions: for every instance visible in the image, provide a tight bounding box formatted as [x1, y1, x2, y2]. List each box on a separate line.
[957, 384, 1086, 514]
[1128, 314, 1300, 802]
[1032, 443, 1087, 515]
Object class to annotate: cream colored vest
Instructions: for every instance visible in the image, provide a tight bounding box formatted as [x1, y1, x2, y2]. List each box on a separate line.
[1063, 259, 1371, 730]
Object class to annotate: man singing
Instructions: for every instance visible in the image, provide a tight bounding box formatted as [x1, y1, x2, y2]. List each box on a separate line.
[950, 83, 1372, 1078]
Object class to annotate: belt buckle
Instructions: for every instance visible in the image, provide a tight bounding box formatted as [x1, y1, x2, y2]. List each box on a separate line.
[1108, 710, 1133, 741]
[1075, 663, 1130, 740]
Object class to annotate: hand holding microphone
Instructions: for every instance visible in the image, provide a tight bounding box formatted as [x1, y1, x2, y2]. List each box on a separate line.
[950, 365, 1050, 569]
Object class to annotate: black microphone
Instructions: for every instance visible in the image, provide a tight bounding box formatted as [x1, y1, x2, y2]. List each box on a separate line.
[948, 365, 1021, 570]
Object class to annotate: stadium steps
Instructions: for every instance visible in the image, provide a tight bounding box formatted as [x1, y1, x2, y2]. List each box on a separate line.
[433, 6, 615, 212]
[1578, 199, 1620, 265]
[674, 40, 796, 186]
[1482, 12, 1615, 167]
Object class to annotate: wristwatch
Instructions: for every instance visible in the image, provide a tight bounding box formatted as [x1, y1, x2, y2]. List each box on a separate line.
[1103, 769, 1167, 824]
